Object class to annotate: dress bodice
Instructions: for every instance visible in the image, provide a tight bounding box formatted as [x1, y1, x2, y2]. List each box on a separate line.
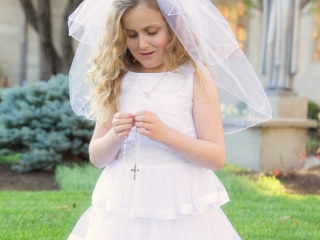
[90, 63, 230, 221]
[116, 62, 197, 165]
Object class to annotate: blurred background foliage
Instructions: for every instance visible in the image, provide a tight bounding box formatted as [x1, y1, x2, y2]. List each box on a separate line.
[307, 100, 320, 155]
[0, 75, 94, 172]
[308, 100, 320, 125]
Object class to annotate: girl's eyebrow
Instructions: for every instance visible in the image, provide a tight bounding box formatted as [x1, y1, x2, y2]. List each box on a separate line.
[124, 24, 161, 31]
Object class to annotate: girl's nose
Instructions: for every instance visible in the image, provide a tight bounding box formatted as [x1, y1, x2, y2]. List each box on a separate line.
[139, 36, 149, 49]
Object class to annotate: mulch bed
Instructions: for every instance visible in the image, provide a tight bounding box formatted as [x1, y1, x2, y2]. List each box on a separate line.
[243, 165, 320, 195]
[0, 164, 319, 195]
[278, 165, 320, 195]
[0, 164, 58, 191]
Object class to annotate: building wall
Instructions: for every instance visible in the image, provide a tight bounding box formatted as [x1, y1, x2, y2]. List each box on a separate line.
[246, 4, 320, 105]
[0, 0, 68, 86]
[293, 5, 320, 105]
[246, 8, 265, 85]
[0, 0, 22, 85]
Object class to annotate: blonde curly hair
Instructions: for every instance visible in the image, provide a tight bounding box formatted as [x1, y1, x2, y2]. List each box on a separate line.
[86, 0, 206, 124]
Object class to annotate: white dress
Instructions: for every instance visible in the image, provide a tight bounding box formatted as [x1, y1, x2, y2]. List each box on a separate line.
[68, 63, 241, 240]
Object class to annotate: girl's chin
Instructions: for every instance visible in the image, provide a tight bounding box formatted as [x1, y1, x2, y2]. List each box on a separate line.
[138, 62, 166, 73]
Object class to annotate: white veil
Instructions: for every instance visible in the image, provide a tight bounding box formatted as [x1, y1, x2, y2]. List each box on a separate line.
[68, 0, 272, 134]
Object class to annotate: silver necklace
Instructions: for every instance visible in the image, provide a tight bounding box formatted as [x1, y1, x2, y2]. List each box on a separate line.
[121, 130, 141, 240]
[136, 72, 168, 98]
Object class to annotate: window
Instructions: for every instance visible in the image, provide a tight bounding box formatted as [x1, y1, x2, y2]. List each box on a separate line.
[313, 7, 320, 61]
[214, 1, 248, 52]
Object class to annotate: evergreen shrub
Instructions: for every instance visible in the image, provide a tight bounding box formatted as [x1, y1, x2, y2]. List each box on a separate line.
[0, 75, 94, 172]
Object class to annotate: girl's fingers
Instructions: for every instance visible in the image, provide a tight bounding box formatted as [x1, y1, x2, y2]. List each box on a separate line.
[136, 126, 152, 136]
[114, 123, 134, 134]
[114, 112, 134, 120]
[113, 118, 134, 126]
[135, 121, 152, 130]
[134, 115, 154, 123]
[113, 112, 134, 128]
[117, 130, 131, 138]
[134, 110, 154, 117]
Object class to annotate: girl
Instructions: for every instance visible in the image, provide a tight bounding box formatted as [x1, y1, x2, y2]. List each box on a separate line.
[68, 0, 271, 239]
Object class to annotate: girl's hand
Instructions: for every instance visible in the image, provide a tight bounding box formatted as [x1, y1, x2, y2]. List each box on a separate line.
[134, 110, 169, 142]
[112, 112, 135, 139]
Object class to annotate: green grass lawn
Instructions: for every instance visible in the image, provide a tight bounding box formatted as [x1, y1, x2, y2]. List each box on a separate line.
[0, 191, 91, 240]
[216, 166, 320, 239]
[0, 164, 319, 239]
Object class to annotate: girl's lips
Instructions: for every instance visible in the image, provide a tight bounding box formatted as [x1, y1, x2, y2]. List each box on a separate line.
[141, 52, 155, 56]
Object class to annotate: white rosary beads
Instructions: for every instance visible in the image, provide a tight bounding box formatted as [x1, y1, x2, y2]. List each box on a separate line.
[121, 72, 167, 239]
[121, 129, 141, 240]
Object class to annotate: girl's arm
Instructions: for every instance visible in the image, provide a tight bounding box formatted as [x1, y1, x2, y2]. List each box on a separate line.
[134, 71, 225, 170]
[89, 112, 135, 168]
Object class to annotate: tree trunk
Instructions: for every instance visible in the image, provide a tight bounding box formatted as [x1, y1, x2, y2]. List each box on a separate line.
[18, 13, 27, 86]
[19, 0, 62, 81]
[61, 0, 83, 75]
[37, 0, 55, 80]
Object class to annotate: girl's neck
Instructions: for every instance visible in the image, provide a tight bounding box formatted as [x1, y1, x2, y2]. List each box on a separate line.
[133, 63, 167, 73]
[129, 61, 189, 73]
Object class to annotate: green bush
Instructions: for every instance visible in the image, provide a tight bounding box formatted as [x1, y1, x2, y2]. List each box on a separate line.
[0, 75, 94, 172]
[306, 137, 319, 155]
[55, 163, 103, 191]
[308, 100, 320, 128]
[0, 154, 21, 165]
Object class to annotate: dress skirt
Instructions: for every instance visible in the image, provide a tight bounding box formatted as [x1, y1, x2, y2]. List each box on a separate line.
[68, 159, 241, 240]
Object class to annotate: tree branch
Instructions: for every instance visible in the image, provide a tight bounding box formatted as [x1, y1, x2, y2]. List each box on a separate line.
[19, 0, 38, 32]
[61, 0, 83, 74]
[301, 0, 311, 10]
[37, 0, 56, 80]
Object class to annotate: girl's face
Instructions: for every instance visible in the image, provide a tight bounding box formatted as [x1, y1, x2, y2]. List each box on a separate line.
[122, 4, 170, 73]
